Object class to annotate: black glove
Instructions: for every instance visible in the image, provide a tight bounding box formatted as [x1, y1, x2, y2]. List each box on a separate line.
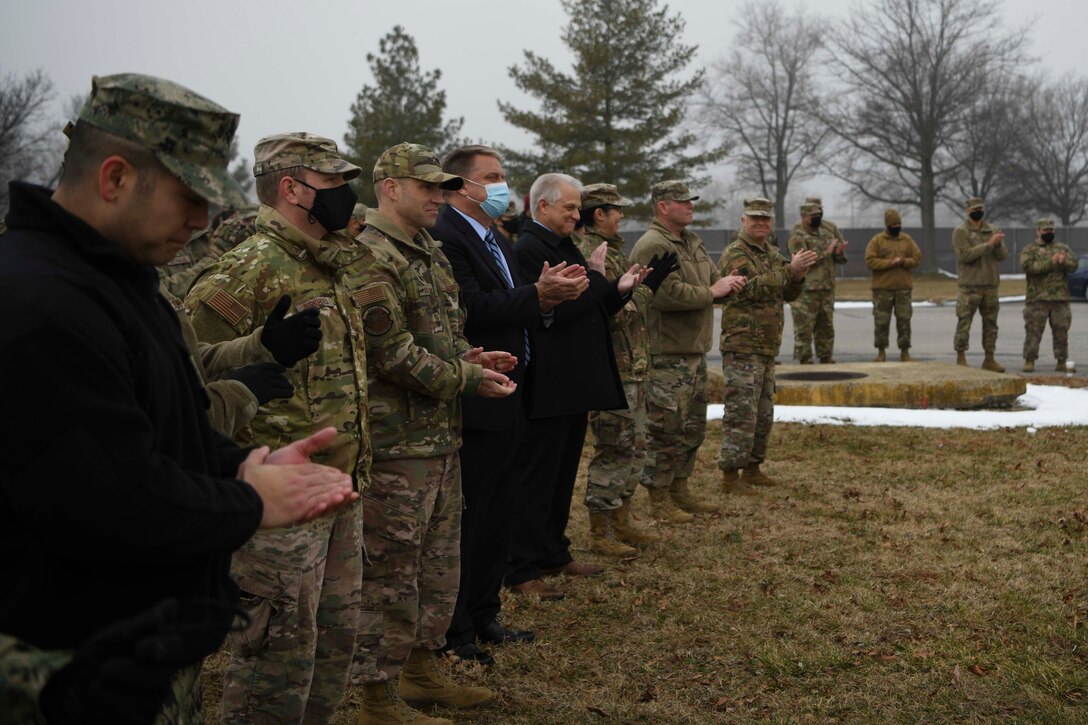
[223, 362, 294, 405]
[642, 252, 680, 294]
[260, 295, 322, 367]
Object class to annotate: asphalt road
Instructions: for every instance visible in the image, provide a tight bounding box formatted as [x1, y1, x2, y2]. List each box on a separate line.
[708, 298, 1088, 376]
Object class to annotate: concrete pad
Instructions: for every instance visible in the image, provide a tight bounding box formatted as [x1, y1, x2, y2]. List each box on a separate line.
[772, 362, 1026, 409]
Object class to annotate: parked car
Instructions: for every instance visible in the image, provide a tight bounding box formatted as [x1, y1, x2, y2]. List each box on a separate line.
[1070, 255, 1088, 301]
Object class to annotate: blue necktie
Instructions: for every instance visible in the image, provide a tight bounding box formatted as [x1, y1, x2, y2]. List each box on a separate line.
[483, 229, 530, 364]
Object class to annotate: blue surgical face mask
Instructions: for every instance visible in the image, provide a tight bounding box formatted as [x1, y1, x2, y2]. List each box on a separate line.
[466, 180, 510, 219]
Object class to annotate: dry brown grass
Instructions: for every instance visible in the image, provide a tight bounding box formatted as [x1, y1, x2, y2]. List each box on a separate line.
[837, 275, 1027, 303]
[202, 392, 1088, 723]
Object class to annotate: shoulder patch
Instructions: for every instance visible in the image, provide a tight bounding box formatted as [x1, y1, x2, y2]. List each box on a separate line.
[362, 305, 393, 336]
[204, 289, 248, 327]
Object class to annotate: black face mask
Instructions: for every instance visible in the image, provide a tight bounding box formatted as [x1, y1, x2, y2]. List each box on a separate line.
[968, 209, 984, 222]
[501, 217, 520, 235]
[809, 214, 823, 229]
[1041, 232, 1055, 244]
[292, 178, 358, 232]
[887, 225, 902, 236]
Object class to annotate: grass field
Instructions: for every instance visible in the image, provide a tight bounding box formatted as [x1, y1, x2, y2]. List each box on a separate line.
[201, 379, 1088, 723]
[836, 275, 1027, 303]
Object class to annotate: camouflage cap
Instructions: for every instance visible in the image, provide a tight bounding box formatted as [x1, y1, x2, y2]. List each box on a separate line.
[965, 196, 985, 210]
[800, 196, 823, 214]
[76, 73, 241, 207]
[352, 202, 369, 219]
[651, 180, 699, 203]
[885, 208, 902, 225]
[1036, 217, 1056, 230]
[373, 142, 464, 190]
[744, 197, 774, 218]
[252, 132, 361, 180]
[581, 183, 632, 208]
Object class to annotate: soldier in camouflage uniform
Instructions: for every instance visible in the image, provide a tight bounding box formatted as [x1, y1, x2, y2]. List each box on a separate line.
[787, 197, 847, 363]
[952, 196, 1008, 371]
[1020, 218, 1078, 372]
[576, 184, 672, 555]
[630, 181, 746, 523]
[350, 143, 515, 722]
[864, 208, 922, 362]
[186, 133, 370, 724]
[159, 201, 258, 298]
[718, 198, 816, 493]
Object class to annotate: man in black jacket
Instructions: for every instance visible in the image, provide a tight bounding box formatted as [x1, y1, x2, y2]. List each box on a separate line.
[432, 147, 589, 661]
[0, 73, 356, 723]
[507, 172, 648, 598]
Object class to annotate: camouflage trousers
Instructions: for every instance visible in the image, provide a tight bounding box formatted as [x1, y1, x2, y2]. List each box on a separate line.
[791, 288, 835, 361]
[718, 352, 776, 471]
[641, 354, 707, 490]
[585, 380, 647, 512]
[872, 289, 913, 350]
[954, 286, 999, 353]
[352, 454, 462, 684]
[1023, 301, 1072, 362]
[222, 502, 363, 724]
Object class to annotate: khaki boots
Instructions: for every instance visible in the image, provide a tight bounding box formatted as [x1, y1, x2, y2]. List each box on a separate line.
[900, 349, 912, 362]
[398, 649, 493, 710]
[669, 477, 720, 513]
[721, 469, 757, 496]
[613, 498, 660, 544]
[956, 351, 967, 366]
[742, 464, 779, 487]
[648, 486, 694, 523]
[981, 353, 1005, 373]
[1023, 360, 1035, 373]
[873, 348, 886, 362]
[359, 681, 452, 725]
[589, 511, 637, 556]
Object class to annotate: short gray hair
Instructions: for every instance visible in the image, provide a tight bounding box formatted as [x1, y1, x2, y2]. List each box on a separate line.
[530, 173, 582, 220]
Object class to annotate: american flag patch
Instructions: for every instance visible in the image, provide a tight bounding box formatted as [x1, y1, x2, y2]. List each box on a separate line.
[351, 285, 386, 307]
[205, 289, 248, 327]
[297, 296, 334, 312]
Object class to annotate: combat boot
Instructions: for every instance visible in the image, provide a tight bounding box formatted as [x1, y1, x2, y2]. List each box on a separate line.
[873, 348, 886, 362]
[819, 357, 836, 364]
[742, 464, 780, 487]
[1023, 360, 1035, 373]
[589, 511, 638, 556]
[669, 477, 720, 513]
[1056, 359, 1067, 372]
[956, 351, 968, 366]
[799, 358, 814, 365]
[899, 349, 912, 362]
[359, 681, 452, 725]
[613, 498, 660, 544]
[647, 487, 694, 524]
[981, 353, 1005, 373]
[721, 469, 757, 496]
[400, 649, 493, 709]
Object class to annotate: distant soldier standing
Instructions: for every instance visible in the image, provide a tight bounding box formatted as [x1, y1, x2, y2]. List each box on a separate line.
[787, 197, 847, 364]
[864, 208, 922, 362]
[1020, 218, 1078, 372]
[630, 180, 745, 523]
[952, 196, 1008, 371]
[718, 198, 816, 493]
[576, 184, 677, 554]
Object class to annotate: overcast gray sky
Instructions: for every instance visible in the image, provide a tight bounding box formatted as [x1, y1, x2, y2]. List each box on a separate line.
[2, 0, 1084, 223]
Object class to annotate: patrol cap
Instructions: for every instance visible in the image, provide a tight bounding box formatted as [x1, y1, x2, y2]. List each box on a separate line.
[76, 73, 242, 207]
[885, 208, 902, 225]
[744, 197, 774, 218]
[352, 202, 369, 218]
[252, 132, 361, 180]
[800, 196, 823, 214]
[965, 196, 984, 210]
[651, 180, 699, 203]
[581, 183, 632, 208]
[1036, 217, 1055, 230]
[373, 142, 464, 190]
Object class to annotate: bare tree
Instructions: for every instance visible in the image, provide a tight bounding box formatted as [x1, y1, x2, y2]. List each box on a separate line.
[822, 0, 1028, 273]
[697, 0, 830, 221]
[1007, 73, 1088, 226]
[0, 68, 55, 212]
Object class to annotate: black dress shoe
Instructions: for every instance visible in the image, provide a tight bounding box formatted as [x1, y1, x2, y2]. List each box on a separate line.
[446, 641, 495, 666]
[477, 619, 535, 645]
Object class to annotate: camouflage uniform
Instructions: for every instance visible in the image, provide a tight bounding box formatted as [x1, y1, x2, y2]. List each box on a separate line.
[159, 206, 257, 299]
[349, 144, 484, 685]
[952, 198, 1008, 353]
[186, 134, 370, 724]
[718, 200, 805, 471]
[630, 181, 719, 490]
[576, 186, 651, 512]
[787, 200, 846, 362]
[1020, 219, 1078, 364]
[865, 209, 922, 352]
